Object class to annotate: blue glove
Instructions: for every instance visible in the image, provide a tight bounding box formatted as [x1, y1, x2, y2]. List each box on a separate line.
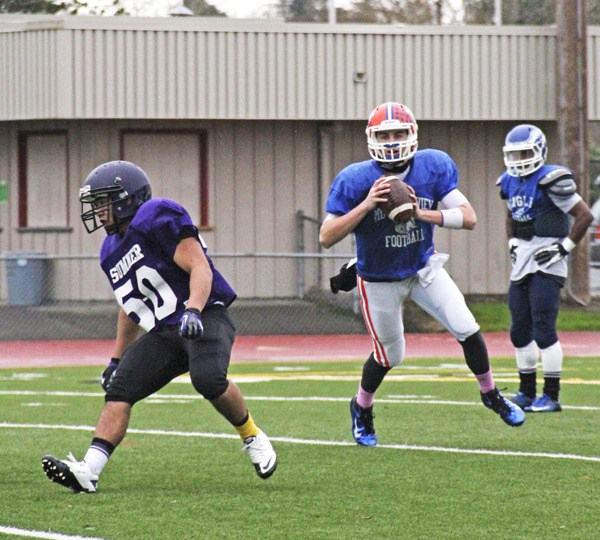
[101, 357, 120, 391]
[179, 308, 203, 339]
[533, 242, 569, 268]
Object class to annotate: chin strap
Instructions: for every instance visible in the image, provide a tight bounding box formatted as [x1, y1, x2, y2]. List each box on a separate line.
[379, 160, 411, 174]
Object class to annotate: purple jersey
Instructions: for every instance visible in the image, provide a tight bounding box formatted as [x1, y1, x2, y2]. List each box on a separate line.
[325, 149, 458, 280]
[100, 198, 236, 332]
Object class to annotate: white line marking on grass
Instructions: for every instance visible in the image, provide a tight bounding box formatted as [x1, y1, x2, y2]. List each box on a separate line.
[3, 422, 600, 463]
[1, 390, 600, 410]
[0, 525, 105, 539]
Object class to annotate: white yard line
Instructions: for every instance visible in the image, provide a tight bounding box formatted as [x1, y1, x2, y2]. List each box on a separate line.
[1, 390, 599, 410]
[2, 421, 600, 463]
[0, 525, 104, 540]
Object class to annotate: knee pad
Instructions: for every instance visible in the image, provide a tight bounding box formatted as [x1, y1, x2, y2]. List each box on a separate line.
[510, 325, 534, 349]
[533, 328, 559, 350]
[374, 337, 405, 367]
[191, 374, 229, 401]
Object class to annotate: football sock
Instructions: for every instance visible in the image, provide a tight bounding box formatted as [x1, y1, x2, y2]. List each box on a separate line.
[474, 369, 495, 394]
[459, 331, 491, 376]
[360, 353, 391, 393]
[543, 377, 560, 401]
[518, 371, 537, 398]
[515, 340, 539, 371]
[540, 341, 563, 377]
[357, 386, 375, 409]
[84, 437, 115, 475]
[234, 412, 259, 441]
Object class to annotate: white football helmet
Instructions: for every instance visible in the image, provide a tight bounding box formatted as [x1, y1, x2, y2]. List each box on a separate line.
[503, 124, 547, 177]
[365, 102, 418, 166]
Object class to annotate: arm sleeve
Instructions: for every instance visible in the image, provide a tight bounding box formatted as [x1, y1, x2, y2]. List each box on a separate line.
[440, 189, 469, 209]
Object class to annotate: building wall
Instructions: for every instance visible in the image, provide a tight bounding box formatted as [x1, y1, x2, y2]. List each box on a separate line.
[0, 16, 572, 122]
[0, 117, 558, 300]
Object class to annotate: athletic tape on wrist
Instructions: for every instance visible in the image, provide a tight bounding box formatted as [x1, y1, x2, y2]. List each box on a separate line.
[562, 237, 576, 252]
[440, 208, 463, 229]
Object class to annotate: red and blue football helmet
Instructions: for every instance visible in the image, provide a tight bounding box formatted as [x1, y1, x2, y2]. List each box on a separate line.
[503, 124, 547, 177]
[365, 102, 418, 166]
[79, 160, 152, 234]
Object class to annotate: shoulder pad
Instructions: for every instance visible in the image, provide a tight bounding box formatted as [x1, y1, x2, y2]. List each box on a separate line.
[538, 168, 573, 186]
[539, 168, 577, 197]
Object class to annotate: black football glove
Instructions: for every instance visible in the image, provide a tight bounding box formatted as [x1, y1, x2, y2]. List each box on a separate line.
[101, 357, 120, 391]
[533, 242, 570, 269]
[508, 238, 519, 265]
[330, 258, 358, 294]
[179, 308, 203, 339]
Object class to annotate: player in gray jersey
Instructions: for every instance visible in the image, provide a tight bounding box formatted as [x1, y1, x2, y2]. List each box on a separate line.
[498, 125, 593, 412]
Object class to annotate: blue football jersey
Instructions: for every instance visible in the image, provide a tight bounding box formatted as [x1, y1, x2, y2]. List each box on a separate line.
[325, 149, 458, 280]
[497, 164, 571, 222]
[100, 198, 236, 332]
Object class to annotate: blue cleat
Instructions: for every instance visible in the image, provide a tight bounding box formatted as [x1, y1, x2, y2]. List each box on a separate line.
[350, 396, 377, 446]
[524, 394, 562, 413]
[510, 392, 535, 410]
[481, 387, 525, 427]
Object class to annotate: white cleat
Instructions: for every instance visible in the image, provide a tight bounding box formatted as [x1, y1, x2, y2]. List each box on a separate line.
[42, 452, 98, 493]
[242, 429, 277, 479]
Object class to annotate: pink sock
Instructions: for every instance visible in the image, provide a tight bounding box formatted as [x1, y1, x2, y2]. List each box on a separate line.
[356, 386, 375, 409]
[475, 369, 495, 394]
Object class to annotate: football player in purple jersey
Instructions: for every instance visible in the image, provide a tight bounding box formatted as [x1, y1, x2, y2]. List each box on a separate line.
[498, 124, 593, 412]
[321, 102, 525, 446]
[42, 161, 277, 492]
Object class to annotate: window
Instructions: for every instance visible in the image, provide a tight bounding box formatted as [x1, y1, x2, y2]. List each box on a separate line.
[18, 131, 69, 229]
[121, 130, 209, 227]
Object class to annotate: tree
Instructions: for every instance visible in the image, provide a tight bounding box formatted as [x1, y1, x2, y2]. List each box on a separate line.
[464, 0, 600, 26]
[0, 0, 128, 15]
[343, 0, 459, 25]
[183, 0, 226, 17]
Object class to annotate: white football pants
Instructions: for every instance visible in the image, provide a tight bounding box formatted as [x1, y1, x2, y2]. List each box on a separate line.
[357, 267, 479, 367]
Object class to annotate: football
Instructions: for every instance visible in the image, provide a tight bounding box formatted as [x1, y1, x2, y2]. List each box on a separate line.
[378, 176, 415, 223]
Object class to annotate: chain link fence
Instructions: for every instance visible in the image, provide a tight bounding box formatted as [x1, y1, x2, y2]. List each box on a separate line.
[0, 251, 370, 340]
[1, 249, 599, 341]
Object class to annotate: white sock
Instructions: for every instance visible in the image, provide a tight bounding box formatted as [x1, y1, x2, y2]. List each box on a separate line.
[540, 341, 563, 378]
[83, 446, 110, 476]
[515, 340, 539, 372]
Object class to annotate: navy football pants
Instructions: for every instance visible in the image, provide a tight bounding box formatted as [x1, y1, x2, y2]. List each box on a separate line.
[508, 272, 562, 350]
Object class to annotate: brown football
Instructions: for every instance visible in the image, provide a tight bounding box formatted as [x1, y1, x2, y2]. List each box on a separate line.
[378, 176, 415, 223]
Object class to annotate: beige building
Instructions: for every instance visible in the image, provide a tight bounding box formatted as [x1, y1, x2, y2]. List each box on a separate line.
[0, 15, 596, 301]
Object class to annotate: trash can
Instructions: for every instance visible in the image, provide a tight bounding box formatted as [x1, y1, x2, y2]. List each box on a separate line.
[3, 251, 48, 306]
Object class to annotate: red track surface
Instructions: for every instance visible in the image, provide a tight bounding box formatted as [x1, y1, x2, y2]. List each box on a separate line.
[1, 331, 599, 368]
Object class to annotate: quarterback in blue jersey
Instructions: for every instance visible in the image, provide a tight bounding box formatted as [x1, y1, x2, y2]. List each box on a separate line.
[42, 161, 276, 493]
[321, 102, 525, 446]
[498, 124, 593, 412]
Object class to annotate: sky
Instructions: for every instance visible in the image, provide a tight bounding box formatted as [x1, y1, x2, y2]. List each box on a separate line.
[118, 0, 353, 18]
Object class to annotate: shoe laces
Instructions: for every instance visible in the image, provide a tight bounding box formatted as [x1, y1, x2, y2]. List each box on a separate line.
[359, 406, 375, 435]
[486, 388, 512, 416]
[243, 433, 269, 460]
